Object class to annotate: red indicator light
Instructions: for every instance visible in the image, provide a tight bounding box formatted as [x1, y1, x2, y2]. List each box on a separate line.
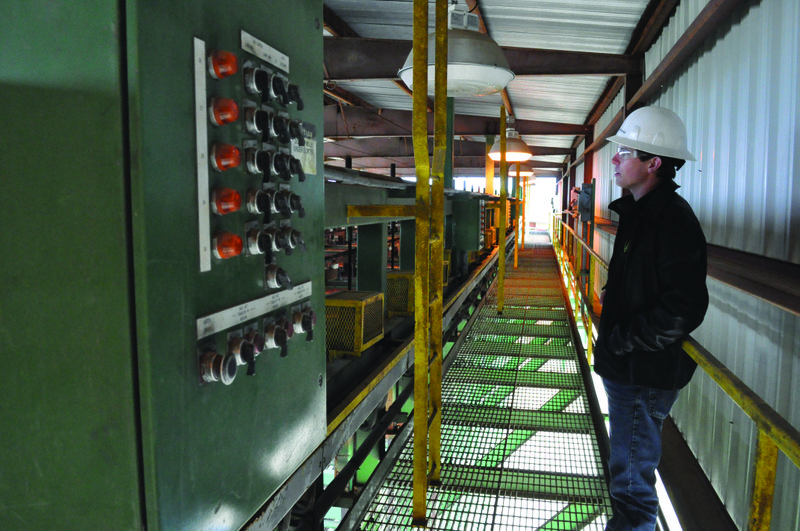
[211, 142, 241, 171]
[209, 97, 239, 126]
[211, 187, 241, 215]
[213, 232, 243, 259]
[208, 50, 239, 79]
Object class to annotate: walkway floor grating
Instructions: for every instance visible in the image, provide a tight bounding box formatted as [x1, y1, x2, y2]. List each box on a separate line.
[360, 236, 612, 530]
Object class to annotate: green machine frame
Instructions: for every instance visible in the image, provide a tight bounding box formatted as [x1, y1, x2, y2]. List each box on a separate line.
[0, 1, 325, 530]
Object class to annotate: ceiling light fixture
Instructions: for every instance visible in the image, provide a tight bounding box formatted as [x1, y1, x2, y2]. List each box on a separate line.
[488, 128, 532, 162]
[397, 3, 515, 97]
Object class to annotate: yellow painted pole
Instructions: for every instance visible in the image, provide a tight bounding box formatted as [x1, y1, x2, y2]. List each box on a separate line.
[748, 430, 778, 531]
[498, 107, 507, 314]
[411, 0, 430, 523]
[513, 163, 519, 269]
[521, 173, 527, 250]
[428, 0, 447, 488]
[485, 135, 494, 196]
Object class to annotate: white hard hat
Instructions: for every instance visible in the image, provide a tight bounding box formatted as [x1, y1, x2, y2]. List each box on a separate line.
[607, 106, 696, 162]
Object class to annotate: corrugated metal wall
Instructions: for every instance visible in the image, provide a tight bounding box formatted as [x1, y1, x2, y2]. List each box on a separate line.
[590, 0, 800, 528]
[648, 0, 800, 265]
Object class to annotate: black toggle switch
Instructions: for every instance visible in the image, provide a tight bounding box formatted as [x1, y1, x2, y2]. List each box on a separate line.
[265, 263, 292, 290]
[289, 156, 305, 182]
[265, 321, 289, 358]
[270, 114, 291, 144]
[287, 228, 306, 253]
[245, 107, 270, 135]
[287, 83, 304, 110]
[247, 189, 274, 214]
[288, 120, 305, 146]
[245, 148, 271, 175]
[270, 74, 288, 104]
[289, 193, 305, 218]
[271, 152, 293, 181]
[244, 67, 270, 96]
[273, 190, 293, 217]
[293, 309, 316, 342]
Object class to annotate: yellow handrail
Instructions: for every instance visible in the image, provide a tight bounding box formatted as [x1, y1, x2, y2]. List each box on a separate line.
[551, 214, 800, 531]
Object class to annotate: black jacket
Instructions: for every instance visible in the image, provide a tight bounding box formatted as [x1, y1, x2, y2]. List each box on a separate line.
[594, 180, 709, 390]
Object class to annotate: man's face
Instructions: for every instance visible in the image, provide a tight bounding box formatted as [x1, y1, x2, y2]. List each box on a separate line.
[611, 146, 659, 200]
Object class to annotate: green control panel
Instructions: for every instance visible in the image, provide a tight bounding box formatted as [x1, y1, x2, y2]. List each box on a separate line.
[0, 1, 325, 530]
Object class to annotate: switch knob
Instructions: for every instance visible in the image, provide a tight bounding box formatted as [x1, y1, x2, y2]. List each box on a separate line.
[289, 156, 305, 182]
[273, 190, 293, 217]
[270, 115, 291, 144]
[245, 107, 270, 135]
[244, 67, 270, 95]
[245, 148, 271, 175]
[247, 227, 272, 255]
[293, 309, 316, 341]
[289, 193, 306, 218]
[269, 74, 288, 104]
[245, 330, 265, 355]
[247, 189, 273, 214]
[271, 152, 292, 181]
[200, 350, 237, 385]
[281, 227, 306, 255]
[288, 120, 305, 146]
[265, 264, 292, 289]
[264, 321, 289, 358]
[287, 83, 304, 110]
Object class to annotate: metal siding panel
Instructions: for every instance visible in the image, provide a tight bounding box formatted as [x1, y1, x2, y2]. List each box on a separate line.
[650, 0, 800, 264]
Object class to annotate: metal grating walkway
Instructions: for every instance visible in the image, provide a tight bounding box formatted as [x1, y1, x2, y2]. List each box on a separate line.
[360, 236, 613, 530]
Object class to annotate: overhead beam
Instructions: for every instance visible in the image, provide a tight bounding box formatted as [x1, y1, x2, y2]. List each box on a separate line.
[324, 106, 589, 138]
[324, 37, 640, 81]
[325, 156, 566, 170]
[324, 137, 572, 159]
[629, 0, 755, 108]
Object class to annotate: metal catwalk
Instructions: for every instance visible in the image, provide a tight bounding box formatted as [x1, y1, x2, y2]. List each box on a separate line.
[361, 234, 613, 530]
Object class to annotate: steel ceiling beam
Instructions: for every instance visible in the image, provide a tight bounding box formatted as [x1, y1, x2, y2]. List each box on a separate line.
[324, 106, 589, 138]
[324, 156, 566, 170]
[324, 137, 572, 159]
[324, 37, 640, 81]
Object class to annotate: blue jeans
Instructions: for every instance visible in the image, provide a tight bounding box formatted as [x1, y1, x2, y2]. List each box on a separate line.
[603, 379, 680, 531]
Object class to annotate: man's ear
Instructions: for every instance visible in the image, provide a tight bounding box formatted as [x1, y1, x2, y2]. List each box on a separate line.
[647, 156, 663, 174]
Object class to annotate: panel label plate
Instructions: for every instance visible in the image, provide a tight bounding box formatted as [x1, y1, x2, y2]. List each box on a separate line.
[193, 37, 212, 272]
[241, 30, 290, 72]
[196, 281, 312, 339]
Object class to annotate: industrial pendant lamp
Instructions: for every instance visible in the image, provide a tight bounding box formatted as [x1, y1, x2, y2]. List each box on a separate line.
[488, 128, 532, 162]
[513, 163, 535, 178]
[397, 3, 515, 97]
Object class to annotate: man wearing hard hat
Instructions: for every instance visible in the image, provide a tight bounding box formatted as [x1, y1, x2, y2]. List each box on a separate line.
[594, 106, 709, 531]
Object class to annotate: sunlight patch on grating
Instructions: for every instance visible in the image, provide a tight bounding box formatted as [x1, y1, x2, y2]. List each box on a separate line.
[359, 244, 612, 530]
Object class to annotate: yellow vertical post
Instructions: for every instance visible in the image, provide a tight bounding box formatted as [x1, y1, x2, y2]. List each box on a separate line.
[513, 162, 519, 269]
[485, 135, 494, 196]
[748, 430, 778, 531]
[521, 173, 527, 249]
[428, 0, 446, 488]
[498, 107, 507, 314]
[410, 0, 430, 524]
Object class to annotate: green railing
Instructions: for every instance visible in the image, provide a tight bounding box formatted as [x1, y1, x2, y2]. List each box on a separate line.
[551, 215, 800, 531]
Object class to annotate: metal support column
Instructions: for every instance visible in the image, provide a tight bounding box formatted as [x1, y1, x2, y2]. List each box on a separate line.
[497, 107, 508, 314]
[411, 0, 431, 523]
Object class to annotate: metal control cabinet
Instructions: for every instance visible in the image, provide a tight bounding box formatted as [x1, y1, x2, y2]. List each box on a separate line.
[0, 1, 324, 530]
